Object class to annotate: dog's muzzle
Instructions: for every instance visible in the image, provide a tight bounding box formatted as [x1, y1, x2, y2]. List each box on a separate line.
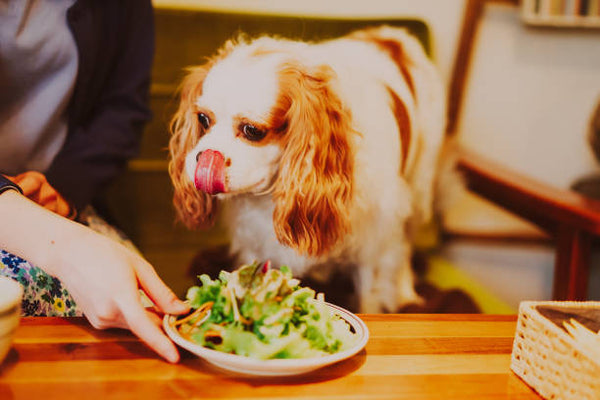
[194, 149, 226, 194]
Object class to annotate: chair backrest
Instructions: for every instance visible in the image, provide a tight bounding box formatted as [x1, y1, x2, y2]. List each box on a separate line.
[152, 10, 433, 90]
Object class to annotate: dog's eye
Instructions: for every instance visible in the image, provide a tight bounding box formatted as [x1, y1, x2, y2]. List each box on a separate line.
[197, 113, 211, 130]
[242, 124, 267, 142]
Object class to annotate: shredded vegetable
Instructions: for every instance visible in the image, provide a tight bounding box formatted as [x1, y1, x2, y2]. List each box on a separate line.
[172, 261, 358, 359]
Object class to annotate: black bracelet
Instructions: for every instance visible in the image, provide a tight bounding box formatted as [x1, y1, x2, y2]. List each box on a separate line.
[0, 174, 23, 195]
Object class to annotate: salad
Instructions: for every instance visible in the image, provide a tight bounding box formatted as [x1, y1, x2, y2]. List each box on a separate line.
[171, 261, 358, 360]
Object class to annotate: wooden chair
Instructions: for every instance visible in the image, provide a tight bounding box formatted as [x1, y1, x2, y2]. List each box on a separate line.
[454, 145, 600, 300]
[447, 0, 600, 301]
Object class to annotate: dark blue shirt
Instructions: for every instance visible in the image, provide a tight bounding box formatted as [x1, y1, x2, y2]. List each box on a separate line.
[46, 0, 155, 210]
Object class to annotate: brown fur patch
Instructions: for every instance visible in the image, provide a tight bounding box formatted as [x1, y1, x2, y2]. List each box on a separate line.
[349, 29, 416, 98]
[270, 61, 355, 256]
[386, 86, 412, 174]
[167, 41, 237, 230]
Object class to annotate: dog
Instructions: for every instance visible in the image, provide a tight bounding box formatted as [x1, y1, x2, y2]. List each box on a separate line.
[168, 26, 447, 313]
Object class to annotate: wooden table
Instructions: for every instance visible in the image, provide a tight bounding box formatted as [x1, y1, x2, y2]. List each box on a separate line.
[0, 315, 541, 399]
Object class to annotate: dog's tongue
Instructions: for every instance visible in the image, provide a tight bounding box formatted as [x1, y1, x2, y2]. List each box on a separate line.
[194, 149, 226, 194]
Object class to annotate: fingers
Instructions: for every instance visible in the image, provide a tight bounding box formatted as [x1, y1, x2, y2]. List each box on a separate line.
[86, 299, 180, 363]
[133, 258, 189, 315]
[124, 305, 180, 363]
[10, 172, 73, 218]
[54, 198, 72, 218]
[31, 176, 73, 217]
[13, 171, 44, 197]
[144, 308, 164, 327]
[38, 182, 58, 205]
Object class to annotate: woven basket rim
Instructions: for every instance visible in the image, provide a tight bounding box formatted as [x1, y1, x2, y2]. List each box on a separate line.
[517, 300, 600, 368]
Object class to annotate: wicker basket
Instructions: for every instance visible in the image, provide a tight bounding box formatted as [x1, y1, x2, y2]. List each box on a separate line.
[511, 301, 600, 400]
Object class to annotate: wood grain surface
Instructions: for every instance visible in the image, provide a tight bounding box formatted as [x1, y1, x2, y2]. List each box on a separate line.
[0, 315, 541, 399]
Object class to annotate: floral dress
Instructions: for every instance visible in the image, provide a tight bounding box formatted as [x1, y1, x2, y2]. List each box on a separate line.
[0, 207, 138, 317]
[0, 250, 78, 316]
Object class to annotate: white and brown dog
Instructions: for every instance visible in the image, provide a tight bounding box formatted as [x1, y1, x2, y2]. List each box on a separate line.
[168, 26, 447, 313]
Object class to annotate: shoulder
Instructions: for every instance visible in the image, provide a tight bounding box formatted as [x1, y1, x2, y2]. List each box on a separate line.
[74, 0, 153, 21]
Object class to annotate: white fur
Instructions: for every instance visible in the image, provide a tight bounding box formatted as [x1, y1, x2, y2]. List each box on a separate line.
[182, 27, 446, 313]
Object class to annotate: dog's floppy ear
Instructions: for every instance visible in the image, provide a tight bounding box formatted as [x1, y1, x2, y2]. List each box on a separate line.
[272, 62, 355, 257]
[168, 65, 218, 229]
[168, 40, 238, 229]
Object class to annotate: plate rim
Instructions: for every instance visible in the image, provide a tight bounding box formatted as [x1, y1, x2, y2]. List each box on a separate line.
[163, 302, 369, 374]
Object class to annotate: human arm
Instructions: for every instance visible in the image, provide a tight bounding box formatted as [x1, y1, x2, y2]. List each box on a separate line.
[0, 189, 189, 362]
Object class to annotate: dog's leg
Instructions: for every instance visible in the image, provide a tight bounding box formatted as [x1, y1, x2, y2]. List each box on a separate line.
[393, 246, 422, 310]
[355, 266, 377, 313]
[354, 238, 421, 313]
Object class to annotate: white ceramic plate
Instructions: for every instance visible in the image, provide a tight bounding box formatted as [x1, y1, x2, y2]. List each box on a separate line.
[163, 302, 369, 376]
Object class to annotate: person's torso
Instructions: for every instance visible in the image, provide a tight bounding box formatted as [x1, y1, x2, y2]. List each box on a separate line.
[0, 0, 78, 175]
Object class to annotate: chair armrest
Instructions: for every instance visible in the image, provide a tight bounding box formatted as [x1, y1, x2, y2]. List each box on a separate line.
[455, 145, 600, 236]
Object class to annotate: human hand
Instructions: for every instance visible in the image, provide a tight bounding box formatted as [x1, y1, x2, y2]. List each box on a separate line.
[1, 191, 189, 362]
[45, 220, 190, 363]
[9, 171, 74, 218]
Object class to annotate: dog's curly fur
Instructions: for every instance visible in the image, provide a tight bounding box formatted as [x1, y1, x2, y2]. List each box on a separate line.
[169, 26, 447, 313]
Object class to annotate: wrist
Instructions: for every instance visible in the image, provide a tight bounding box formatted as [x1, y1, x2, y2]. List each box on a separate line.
[0, 191, 83, 278]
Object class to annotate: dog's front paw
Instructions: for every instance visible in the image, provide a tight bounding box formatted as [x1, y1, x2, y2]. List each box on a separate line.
[395, 291, 425, 312]
[355, 263, 422, 313]
[358, 297, 387, 314]
[394, 277, 424, 311]
[357, 287, 422, 313]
